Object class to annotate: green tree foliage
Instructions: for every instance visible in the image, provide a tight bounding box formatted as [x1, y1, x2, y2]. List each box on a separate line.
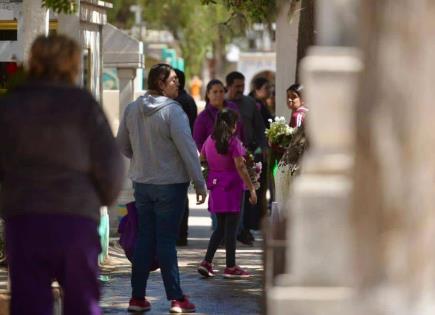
[138, 0, 233, 79]
[108, 0, 308, 80]
[201, 0, 279, 25]
[108, 0, 136, 29]
[42, 0, 76, 14]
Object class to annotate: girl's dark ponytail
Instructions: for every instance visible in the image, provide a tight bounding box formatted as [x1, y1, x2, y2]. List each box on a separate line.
[211, 109, 239, 154]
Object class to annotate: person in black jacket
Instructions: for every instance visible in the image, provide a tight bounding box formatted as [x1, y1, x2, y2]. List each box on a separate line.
[249, 77, 275, 228]
[0, 35, 124, 315]
[249, 77, 274, 129]
[174, 69, 198, 246]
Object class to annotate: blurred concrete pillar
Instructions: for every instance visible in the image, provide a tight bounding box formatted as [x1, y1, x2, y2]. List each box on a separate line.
[316, 0, 359, 46]
[352, 1, 435, 314]
[275, 0, 299, 120]
[21, 0, 49, 63]
[268, 0, 363, 313]
[268, 47, 362, 315]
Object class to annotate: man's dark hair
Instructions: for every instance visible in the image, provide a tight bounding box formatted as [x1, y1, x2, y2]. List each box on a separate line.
[147, 63, 173, 94]
[174, 68, 186, 91]
[225, 71, 245, 87]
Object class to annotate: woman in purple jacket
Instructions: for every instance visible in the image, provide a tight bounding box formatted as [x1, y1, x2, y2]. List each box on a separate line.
[193, 79, 244, 230]
[193, 79, 244, 151]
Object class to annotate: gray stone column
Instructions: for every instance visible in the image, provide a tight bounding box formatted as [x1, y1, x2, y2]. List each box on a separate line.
[117, 68, 137, 115]
[268, 1, 362, 314]
[316, 0, 359, 46]
[111, 68, 137, 236]
[268, 47, 361, 315]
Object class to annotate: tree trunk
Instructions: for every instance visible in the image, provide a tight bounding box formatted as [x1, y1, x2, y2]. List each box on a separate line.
[212, 29, 227, 81]
[295, 0, 315, 82]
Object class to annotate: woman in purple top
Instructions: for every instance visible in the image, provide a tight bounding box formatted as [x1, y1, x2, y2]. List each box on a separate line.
[197, 109, 257, 279]
[193, 79, 243, 151]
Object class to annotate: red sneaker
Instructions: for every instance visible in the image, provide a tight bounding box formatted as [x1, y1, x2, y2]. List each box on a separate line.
[198, 260, 215, 278]
[128, 298, 151, 312]
[223, 266, 250, 279]
[170, 295, 196, 313]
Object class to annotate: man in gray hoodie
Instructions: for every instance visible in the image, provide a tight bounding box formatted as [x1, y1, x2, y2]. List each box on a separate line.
[117, 64, 206, 314]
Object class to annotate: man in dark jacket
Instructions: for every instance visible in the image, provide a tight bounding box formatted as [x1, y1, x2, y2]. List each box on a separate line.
[175, 69, 198, 246]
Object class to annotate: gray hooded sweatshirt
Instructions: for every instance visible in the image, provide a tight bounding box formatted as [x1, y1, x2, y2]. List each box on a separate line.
[117, 92, 206, 193]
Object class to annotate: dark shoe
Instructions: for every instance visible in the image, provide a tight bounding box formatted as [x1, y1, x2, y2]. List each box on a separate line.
[170, 295, 196, 313]
[128, 298, 151, 312]
[176, 238, 188, 246]
[237, 233, 253, 246]
[246, 230, 255, 242]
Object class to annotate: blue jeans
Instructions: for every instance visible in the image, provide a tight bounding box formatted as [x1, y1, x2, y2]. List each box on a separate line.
[131, 182, 188, 300]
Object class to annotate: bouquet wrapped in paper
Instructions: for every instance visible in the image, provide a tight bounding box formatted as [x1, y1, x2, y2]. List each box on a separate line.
[245, 151, 262, 190]
[265, 117, 295, 175]
[265, 116, 295, 158]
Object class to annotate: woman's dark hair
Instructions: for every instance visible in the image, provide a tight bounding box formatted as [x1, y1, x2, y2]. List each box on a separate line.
[287, 83, 304, 97]
[204, 79, 225, 104]
[28, 34, 80, 84]
[249, 77, 269, 97]
[174, 68, 185, 91]
[252, 77, 269, 91]
[211, 108, 239, 155]
[147, 63, 173, 94]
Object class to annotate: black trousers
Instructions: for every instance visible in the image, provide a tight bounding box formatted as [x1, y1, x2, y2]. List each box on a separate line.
[244, 153, 268, 230]
[205, 213, 240, 267]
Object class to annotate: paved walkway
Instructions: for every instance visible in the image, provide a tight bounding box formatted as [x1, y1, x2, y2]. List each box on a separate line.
[100, 193, 264, 314]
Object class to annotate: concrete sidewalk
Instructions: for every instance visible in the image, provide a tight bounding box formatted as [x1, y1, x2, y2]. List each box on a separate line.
[100, 193, 264, 314]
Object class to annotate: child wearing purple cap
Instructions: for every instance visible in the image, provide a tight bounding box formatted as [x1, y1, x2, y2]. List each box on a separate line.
[198, 109, 257, 279]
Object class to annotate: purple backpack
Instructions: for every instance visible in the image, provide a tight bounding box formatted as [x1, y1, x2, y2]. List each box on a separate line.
[118, 201, 158, 271]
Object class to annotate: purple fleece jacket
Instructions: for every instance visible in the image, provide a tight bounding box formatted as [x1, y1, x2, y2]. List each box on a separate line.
[193, 101, 244, 151]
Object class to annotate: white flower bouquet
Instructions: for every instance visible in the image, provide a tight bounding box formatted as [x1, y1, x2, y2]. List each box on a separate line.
[265, 116, 295, 156]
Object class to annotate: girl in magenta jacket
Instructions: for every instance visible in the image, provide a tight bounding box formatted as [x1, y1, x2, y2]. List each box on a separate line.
[197, 109, 256, 279]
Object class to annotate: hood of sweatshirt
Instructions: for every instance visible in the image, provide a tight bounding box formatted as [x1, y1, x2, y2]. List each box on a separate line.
[138, 92, 175, 117]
